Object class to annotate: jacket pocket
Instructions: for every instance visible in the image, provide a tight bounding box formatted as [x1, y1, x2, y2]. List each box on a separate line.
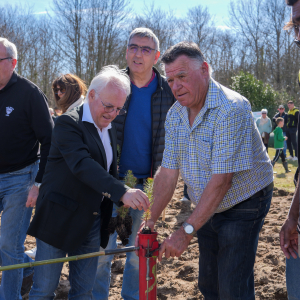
[47, 192, 78, 212]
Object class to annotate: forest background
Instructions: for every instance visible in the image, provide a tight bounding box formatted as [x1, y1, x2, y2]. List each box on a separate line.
[1, 0, 299, 116]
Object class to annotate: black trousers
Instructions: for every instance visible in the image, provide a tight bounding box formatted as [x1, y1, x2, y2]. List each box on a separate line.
[286, 127, 297, 157]
[273, 149, 286, 164]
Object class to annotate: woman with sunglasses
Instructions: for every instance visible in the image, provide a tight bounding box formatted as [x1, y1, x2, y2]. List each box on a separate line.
[52, 73, 87, 115]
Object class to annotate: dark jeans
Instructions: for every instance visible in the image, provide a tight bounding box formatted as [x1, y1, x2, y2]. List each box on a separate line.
[286, 127, 297, 157]
[197, 185, 272, 300]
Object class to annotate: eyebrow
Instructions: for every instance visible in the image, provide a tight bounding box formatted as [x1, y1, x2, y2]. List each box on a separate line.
[102, 101, 123, 110]
[166, 71, 187, 80]
[128, 43, 152, 49]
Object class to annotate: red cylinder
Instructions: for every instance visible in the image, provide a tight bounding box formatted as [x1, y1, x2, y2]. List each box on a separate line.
[138, 232, 159, 300]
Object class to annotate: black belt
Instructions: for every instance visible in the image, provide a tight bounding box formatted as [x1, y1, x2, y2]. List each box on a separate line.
[119, 177, 147, 185]
[250, 181, 274, 199]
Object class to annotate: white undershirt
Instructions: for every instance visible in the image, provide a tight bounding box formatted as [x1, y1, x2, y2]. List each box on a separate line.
[82, 102, 113, 172]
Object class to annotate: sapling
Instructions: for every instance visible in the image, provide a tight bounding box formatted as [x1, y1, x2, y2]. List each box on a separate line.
[141, 178, 154, 234]
[107, 170, 136, 245]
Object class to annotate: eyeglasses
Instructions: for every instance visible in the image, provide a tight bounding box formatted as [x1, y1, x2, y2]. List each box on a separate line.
[0, 57, 12, 62]
[100, 100, 126, 115]
[53, 88, 66, 95]
[127, 44, 157, 56]
[279, 108, 284, 110]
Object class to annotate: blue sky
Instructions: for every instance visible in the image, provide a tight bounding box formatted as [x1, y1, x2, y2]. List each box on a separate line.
[1, 0, 232, 27]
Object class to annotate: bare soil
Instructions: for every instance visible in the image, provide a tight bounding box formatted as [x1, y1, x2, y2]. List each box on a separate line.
[8, 179, 293, 299]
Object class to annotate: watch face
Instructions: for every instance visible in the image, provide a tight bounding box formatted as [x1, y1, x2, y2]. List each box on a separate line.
[185, 225, 194, 234]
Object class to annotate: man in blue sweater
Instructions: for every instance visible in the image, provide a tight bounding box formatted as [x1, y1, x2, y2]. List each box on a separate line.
[93, 28, 176, 300]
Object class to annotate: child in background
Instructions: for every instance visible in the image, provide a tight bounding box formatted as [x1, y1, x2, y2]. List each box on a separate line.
[272, 117, 291, 173]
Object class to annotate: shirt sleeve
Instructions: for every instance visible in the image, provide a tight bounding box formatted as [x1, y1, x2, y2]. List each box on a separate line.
[211, 101, 253, 174]
[29, 88, 54, 183]
[161, 111, 180, 170]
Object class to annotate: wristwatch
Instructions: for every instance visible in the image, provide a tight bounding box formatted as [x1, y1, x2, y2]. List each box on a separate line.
[34, 182, 42, 189]
[182, 222, 196, 236]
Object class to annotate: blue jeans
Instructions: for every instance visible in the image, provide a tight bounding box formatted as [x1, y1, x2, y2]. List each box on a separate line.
[93, 183, 144, 300]
[29, 213, 101, 300]
[197, 186, 272, 300]
[0, 161, 38, 300]
[286, 252, 300, 299]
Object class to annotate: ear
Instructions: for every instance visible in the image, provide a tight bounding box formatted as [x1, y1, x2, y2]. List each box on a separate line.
[12, 59, 17, 70]
[88, 89, 95, 103]
[201, 62, 209, 75]
[154, 50, 160, 65]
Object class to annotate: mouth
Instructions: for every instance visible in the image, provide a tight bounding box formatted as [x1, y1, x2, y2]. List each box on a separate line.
[133, 60, 142, 65]
[103, 115, 111, 121]
[177, 92, 188, 99]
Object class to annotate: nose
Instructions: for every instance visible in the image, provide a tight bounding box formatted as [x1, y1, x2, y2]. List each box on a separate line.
[172, 78, 182, 92]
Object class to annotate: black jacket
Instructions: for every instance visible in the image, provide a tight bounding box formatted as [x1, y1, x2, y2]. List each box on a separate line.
[27, 105, 128, 252]
[113, 67, 176, 176]
[287, 108, 299, 129]
[0, 71, 53, 182]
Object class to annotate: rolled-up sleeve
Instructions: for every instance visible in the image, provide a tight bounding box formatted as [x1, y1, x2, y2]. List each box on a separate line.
[211, 101, 253, 174]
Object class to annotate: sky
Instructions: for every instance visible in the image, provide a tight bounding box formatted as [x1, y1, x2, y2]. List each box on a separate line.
[1, 0, 232, 27]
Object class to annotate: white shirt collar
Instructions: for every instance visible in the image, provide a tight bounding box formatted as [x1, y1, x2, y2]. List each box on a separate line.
[82, 101, 112, 131]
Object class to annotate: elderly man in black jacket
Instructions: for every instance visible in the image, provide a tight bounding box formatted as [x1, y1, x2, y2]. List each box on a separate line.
[27, 65, 149, 299]
[93, 28, 176, 300]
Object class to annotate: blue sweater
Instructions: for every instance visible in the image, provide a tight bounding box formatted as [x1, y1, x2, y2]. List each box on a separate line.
[119, 76, 158, 178]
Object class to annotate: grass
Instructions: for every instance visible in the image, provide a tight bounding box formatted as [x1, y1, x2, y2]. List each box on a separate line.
[268, 148, 298, 193]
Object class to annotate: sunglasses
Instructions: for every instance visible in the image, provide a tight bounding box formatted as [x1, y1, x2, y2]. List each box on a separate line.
[53, 88, 66, 95]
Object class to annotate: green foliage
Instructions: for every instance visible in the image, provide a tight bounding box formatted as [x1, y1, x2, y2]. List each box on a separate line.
[230, 71, 291, 117]
[124, 170, 137, 189]
[142, 178, 154, 223]
[117, 170, 137, 219]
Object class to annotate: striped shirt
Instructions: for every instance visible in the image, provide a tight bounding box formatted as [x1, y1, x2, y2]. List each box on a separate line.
[161, 79, 273, 212]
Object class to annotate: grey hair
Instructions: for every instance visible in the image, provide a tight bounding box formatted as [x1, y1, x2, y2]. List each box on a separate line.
[128, 27, 160, 51]
[86, 65, 130, 102]
[0, 37, 17, 60]
[160, 41, 212, 77]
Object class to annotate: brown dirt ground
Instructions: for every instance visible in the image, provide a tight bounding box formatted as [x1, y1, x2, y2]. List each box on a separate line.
[3, 178, 294, 299]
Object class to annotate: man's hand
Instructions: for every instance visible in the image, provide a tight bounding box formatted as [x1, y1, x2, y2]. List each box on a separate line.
[280, 218, 298, 259]
[120, 189, 150, 211]
[158, 227, 193, 262]
[26, 185, 39, 207]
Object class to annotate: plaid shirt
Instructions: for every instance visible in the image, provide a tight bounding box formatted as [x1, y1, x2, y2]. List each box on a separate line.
[162, 79, 273, 212]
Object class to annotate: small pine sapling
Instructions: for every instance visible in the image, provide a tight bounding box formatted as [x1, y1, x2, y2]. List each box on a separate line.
[108, 170, 136, 245]
[141, 178, 154, 234]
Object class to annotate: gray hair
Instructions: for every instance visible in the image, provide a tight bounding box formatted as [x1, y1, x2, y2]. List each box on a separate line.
[160, 41, 212, 77]
[128, 27, 160, 51]
[0, 38, 17, 60]
[86, 65, 130, 102]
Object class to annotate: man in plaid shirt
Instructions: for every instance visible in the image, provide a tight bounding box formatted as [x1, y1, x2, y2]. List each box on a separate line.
[137, 42, 273, 299]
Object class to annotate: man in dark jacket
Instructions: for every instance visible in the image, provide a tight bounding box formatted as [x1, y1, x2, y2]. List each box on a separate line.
[0, 37, 53, 300]
[27, 66, 149, 298]
[286, 100, 299, 160]
[273, 104, 287, 156]
[93, 28, 176, 300]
